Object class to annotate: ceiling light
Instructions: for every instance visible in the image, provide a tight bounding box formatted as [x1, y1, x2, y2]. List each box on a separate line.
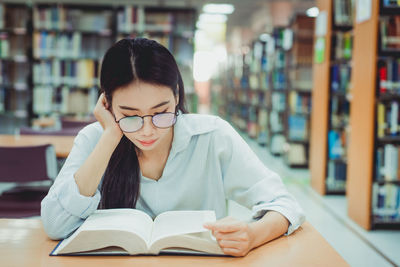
[199, 13, 227, 23]
[203, 4, 235, 14]
[306, 7, 319, 17]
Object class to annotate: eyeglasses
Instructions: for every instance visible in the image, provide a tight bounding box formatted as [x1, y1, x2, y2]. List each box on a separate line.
[116, 111, 178, 133]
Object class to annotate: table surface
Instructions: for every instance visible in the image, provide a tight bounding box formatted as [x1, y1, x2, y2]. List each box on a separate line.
[0, 134, 75, 158]
[0, 219, 348, 267]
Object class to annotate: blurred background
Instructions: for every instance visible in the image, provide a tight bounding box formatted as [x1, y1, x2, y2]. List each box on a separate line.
[0, 0, 399, 266]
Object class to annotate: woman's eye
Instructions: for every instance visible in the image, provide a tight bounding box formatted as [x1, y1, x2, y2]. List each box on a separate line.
[155, 109, 168, 115]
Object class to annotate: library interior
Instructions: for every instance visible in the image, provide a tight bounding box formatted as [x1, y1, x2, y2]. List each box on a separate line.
[0, 0, 400, 266]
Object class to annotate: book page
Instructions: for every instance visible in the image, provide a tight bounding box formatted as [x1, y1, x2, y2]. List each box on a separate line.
[81, 209, 153, 242]
[54, 209, 154, 254]
[151, 210, 216, 243]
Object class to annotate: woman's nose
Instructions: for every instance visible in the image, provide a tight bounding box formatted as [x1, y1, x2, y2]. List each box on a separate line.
[140, 117, 155, 135]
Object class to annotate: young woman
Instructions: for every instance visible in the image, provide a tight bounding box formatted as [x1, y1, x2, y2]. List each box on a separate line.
[41, 38, 305, 257]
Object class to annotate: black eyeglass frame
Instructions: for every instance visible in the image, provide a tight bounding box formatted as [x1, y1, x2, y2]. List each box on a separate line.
[115, 109, 179, 133]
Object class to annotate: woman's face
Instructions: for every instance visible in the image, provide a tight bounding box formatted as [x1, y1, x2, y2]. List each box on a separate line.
[111, 81, 178, 151]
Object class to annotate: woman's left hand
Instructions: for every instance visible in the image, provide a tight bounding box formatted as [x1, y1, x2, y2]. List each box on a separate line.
[203, 216, 255, 257]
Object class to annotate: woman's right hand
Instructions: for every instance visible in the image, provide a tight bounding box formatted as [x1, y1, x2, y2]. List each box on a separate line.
[93, 93, 123, 138]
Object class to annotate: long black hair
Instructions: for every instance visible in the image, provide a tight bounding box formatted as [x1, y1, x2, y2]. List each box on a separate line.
[99, 38, 188, 209]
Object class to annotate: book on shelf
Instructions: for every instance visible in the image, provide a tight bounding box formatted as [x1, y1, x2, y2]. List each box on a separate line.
[117, 6, 139, 33]
[328, 130, 345, 159]
[33, 59, 98, 88]
[33, 31, 82, 59]
[0, 34, 9, 58]
[372, 183, 400, 222]
[334, 32, 352, 60]
[331, 64, 351, 93]
[249, 74, 259, 89]
[69, 9, 113, 33]
[34, 5, 112, 33]
[288, 115, 308, 141]
[0, 87, 4, 113]
[380, 16, 400, 51]
[270, 134, 285, 155]
[33, 86, 53, 115]
[289, 91, 311, 114]
[257, 108, 268, 145]
[33, 5, 66, 30]
[50, 209, 224, 256]
[0, 4, 4, 29]
[173, 11, 195, 36]
[377, 101, 399, 138]
[3, 5, 28, 30]
[144, 11, 173, 32]
[383, 0, 400, 8]
[326, 160, 347, 191]
[285, 143, 307, 166]
[333, 0, 354, 26]
[271, 92, 286, 112]
[288, 68, 313, 90]
[269, 111, 284, 133]
[376, 144, 400, 181]
[378, 58, 400, 93]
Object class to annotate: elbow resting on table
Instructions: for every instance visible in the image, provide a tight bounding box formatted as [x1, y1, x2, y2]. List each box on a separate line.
[40, 197, 82, 240]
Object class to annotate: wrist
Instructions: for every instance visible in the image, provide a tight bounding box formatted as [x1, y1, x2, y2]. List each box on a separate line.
[102, 128, 123, 144]
[248, 221, 262, 250]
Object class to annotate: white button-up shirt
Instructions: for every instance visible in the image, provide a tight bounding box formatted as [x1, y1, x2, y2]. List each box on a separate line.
[41, 113, 305, 240]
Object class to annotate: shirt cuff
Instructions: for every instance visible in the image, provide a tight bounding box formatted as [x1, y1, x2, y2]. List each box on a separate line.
[252, 204, 305, 235]
[57, 175, 101, 219]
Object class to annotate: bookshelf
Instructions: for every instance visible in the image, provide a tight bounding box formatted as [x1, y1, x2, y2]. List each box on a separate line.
[0, 3, 31, 120]
[0, 2, 198, 128]
[216, 39, 270, 147]
[116, 6, 197, 113]
[268, 27, 287, 156]
[283, 14, 315, 168]
[325, 0, 354, 194]
[310, 0, 354, 195]
[347, 0, 400, 230]
[32, 4, 114, 117]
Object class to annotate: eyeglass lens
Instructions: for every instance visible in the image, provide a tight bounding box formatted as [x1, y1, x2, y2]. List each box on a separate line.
[119, 113, 176, 132]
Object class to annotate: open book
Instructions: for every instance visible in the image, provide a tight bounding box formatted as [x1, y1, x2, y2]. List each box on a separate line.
[50, 209, 224, 256]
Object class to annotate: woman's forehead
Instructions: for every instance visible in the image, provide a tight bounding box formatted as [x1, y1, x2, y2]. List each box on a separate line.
[112, 82, 175, 110]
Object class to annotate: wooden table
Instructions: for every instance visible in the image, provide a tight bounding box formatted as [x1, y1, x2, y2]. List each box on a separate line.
[0, 219, 349, 267]
[0, 135, 75, 158]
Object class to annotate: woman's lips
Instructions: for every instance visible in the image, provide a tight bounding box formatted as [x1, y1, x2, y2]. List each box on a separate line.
[138, 139, 157, 146]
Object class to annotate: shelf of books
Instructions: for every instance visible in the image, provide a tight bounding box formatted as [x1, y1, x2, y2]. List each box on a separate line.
[283, 14, 314, 168]
[0, 2, 198, 127]
[246, 39, 270, 146]
[267, 27, 287, 156]
[310, 0, 354, 195]
[347, 0, 400, 230]
[325, 0, 354, 194]
[32, 4, 114, 118]
[216, 39, 271, 147]
[116, 6, 197, 113]
[0, 3, 31, 120]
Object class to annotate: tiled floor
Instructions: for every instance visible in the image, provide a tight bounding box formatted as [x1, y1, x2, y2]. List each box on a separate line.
[240, 133, 400, 267]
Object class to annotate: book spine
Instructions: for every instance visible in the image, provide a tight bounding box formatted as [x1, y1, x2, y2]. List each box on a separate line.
[390, 102, 399, 135]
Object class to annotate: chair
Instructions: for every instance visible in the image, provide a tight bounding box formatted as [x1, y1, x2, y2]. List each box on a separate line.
[0, 144, 57, 218]
[61, 117, 95, 129]
[19, 126, 82, 136]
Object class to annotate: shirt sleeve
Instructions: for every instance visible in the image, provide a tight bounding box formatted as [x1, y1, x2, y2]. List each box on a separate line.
[215, 118, 305, 235]
[40, 124, 102, 240]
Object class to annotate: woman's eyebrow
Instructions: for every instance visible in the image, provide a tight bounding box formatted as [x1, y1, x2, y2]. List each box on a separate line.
[118, 100, 170, 111]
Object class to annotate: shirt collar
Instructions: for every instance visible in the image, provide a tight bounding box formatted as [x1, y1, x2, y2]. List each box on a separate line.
[170, 112, 217, 156]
